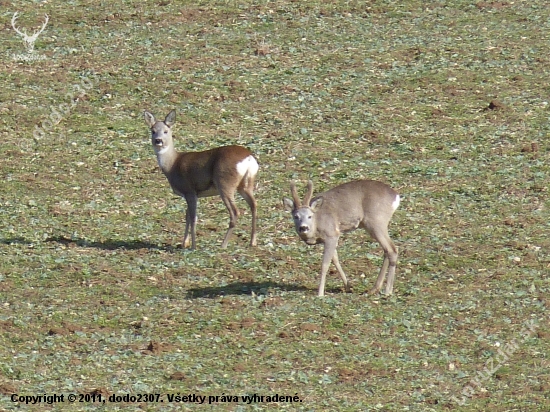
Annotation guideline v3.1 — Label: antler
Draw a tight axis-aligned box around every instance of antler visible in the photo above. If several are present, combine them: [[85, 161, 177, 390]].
[[34, 14, 49, 40], [290, 181, 301, 208], [11, 13, 27, 38], [11, 13, 48, 42], [303, 180, 314, 206]]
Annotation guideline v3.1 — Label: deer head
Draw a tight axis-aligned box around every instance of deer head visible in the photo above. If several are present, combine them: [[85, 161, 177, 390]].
[[284, 180, 322, 243]]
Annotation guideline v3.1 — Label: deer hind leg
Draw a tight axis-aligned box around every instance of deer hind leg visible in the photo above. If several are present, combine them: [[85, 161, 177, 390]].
[[332, 249, 351, 293], [219, 189, 239, 249], [369, 254, 390, 295], [367, 226, 398, 295], [238, 180, 257, 247], [383, 243, 398, 295]]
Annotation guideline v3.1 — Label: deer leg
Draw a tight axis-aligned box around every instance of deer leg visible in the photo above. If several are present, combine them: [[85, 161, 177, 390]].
[[319, 237, 338, 297], [332, 249, 351, 293], [219, 191, 239, 249], [369, 254, 390, 295], [184, 194, 198, 250], [238, 188, 257, 247], [368, 227, 398, 295], [384, 245, 398, 295], [182, 207, 192, 248]]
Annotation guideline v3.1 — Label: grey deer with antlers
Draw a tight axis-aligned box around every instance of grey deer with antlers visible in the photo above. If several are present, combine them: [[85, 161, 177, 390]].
[[284, 180, 400, 297], [144, 110, 258, 249], [11, 12, 49, 54]]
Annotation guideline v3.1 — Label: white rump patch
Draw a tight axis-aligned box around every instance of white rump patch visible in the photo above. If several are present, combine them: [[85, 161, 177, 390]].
[[392, 194, 401, 211], [236, 155, 259, 177]]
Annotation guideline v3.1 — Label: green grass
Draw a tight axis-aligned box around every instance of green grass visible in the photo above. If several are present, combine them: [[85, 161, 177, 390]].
[[1, 0, 549, 410]]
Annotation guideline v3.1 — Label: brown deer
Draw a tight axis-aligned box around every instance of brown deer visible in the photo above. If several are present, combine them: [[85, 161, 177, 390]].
[[284, 180, 400, 297], [144, 110, 258, 249]]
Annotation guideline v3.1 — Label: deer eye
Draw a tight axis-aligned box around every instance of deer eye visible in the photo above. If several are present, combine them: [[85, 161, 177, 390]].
[[164, 130, 168, 134]]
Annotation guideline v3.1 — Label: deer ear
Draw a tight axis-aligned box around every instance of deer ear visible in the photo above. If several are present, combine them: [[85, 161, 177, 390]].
[[310, 197, 323, 212], [165, 110, 176, 127], [143, 111, 155, 127], [283, 197, 295, 212]]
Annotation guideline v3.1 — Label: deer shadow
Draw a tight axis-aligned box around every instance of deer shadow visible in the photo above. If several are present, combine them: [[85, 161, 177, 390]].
[[2, 237, 345, 297], [186, 281, 311, 299], [1, 235, 175, 252], [47, 235, 176, 251], [0, 237, 30, 246]]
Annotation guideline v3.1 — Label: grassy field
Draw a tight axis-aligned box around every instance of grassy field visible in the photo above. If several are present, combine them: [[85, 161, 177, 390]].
[[1, 0, 549, 410]]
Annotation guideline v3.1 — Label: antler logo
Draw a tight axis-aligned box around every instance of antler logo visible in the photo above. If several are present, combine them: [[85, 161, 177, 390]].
[[11, 12, 49, 61]]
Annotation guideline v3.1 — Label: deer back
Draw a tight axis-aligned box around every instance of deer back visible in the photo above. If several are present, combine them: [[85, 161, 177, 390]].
[[314, 180, 399, 235]]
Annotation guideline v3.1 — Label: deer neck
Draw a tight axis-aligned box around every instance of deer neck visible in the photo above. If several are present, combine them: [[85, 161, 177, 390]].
[[298, 230, 318, 245], [155, 144, 178, 173]]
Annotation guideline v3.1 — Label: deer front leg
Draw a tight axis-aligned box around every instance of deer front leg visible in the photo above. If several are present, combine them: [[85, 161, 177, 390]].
[[182, 207, 192, 248], [332, 249, 351, 293], [318, 237, 338, 297], [184, 194, 198, 250]]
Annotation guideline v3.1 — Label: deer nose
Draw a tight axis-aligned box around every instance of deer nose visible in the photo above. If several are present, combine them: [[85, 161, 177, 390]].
[[154, 138, 162, 145], [299, 225, 309, 233]]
